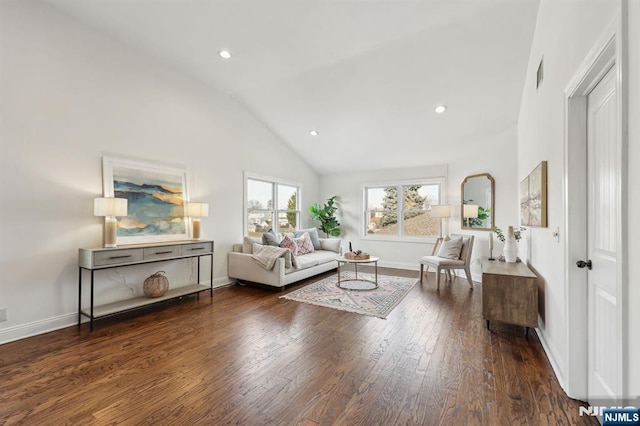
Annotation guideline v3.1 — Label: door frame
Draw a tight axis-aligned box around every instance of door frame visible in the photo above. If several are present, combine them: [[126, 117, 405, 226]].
[[563, 13, 628, 400]]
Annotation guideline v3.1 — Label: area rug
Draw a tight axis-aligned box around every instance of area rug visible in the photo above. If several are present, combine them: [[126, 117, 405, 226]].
[[280, 272, 418, 318]]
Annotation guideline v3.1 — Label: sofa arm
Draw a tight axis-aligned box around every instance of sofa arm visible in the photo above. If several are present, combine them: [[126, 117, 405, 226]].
[[227, 252, 286, 287]]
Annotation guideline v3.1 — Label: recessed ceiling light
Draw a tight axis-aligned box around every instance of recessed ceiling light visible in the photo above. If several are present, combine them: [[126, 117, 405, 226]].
[[434, 105, 447, 114], [218, 50, 232, 59], [309, 130, 319, 136]]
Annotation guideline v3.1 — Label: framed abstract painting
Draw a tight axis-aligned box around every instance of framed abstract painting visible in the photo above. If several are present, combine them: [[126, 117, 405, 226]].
[[102, 156, 190, 245], [520, 161, 547, 227]]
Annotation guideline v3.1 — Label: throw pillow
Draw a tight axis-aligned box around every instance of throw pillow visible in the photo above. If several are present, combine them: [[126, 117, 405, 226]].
[[294, 228, 321, 250], [262, 229, 282, 246], [320, 238, 341, 253], [279, 235, 299, 256], [437, 236, 463, 259], [243, 236, 262, 254], [294, 231, 315, 255]]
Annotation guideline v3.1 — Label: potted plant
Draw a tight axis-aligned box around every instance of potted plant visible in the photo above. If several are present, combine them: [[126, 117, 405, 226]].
[[493, 226, 525, 243], [309, 195, 341, 237]]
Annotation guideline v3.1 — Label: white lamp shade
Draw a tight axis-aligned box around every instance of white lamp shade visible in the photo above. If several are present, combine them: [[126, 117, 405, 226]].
[[186, 202, 209, 218], [463, 204, 479, 218], [429, 205, 451, 218], [94, 197, 128, 217]]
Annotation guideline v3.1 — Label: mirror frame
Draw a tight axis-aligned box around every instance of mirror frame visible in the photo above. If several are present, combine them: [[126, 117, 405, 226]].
[[461, 173, 495, 231]]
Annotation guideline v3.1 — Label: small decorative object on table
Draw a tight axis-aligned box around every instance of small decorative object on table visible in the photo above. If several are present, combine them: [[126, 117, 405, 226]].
[[493, 226, 526, 263], [143, 271, 169, 298], [344, 250, 370, 260]]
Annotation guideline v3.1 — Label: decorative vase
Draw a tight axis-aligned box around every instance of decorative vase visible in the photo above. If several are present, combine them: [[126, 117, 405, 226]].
[[143, 271, 169, 298], [503, 226, 518, 263]]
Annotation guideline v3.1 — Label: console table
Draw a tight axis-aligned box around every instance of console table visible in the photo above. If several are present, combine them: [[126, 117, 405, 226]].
[[78, 240, 213, 330], [481, 258, 538, 335]]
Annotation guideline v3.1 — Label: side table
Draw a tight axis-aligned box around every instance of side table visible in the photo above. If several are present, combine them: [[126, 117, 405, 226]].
[[481, 258, 538, 335]]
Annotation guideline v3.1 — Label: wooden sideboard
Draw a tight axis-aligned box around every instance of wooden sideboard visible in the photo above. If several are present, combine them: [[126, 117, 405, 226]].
[[481, 258, 538, 335]]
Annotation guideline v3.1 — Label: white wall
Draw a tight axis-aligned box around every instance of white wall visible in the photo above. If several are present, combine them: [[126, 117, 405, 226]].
[[0, 1, 319, 343], [518, 0, 639, 398], [320, 124, 519, 282]]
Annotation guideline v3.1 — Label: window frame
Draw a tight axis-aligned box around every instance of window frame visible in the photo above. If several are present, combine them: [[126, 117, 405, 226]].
[[244, 172, 301, 237], [362, 177, 446, 242]]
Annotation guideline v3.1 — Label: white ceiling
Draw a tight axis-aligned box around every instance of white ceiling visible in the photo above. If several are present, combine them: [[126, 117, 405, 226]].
[[43, 0, 540, 175]]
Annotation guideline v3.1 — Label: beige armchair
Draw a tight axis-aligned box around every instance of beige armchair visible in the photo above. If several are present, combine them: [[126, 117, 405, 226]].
[[419, 234, 475, 289]]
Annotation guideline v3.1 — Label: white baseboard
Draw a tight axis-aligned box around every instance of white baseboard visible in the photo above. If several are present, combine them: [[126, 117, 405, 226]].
[[377, 261, 482, 283], [535, 326, 567, 392], [378, 260, 421, 271], [0, 313, 77, 345], [0, 277, 236, 345]]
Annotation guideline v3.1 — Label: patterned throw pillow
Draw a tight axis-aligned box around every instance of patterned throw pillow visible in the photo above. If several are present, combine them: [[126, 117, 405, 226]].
[[294, 228, 321, 250], [294, 231, 315, 255], [279, 235, 299, 256]]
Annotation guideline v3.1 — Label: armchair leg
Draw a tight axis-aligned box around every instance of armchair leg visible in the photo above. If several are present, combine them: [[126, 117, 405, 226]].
[[465, 266, 473, 288], [436, 267, 442, 289], [420, 264, 424, 283]]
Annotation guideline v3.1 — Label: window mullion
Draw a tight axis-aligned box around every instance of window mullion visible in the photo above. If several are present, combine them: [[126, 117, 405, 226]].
[[272, 183, 277, 233], [398, 185, 404, 237]]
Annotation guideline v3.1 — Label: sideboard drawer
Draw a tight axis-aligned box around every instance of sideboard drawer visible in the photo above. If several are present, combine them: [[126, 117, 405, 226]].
[[143, 245, 182, 261], [93, 248, 143, 266], [182, 241, 213, 255]]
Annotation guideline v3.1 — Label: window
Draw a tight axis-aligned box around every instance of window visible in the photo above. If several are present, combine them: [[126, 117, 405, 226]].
[[364, 179, 444, 240], [245, 175, 300, 237]]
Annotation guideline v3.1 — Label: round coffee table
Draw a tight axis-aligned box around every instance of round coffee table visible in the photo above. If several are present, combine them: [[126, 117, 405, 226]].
[[336, 256, 379, 290]]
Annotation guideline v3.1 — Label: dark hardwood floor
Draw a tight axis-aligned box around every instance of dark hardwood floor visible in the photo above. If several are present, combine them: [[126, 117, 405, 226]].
[[0, 268, 597, 425]]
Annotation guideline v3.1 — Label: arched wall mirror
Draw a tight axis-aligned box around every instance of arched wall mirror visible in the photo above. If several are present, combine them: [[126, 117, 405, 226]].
[[461, 173, 494, 230]]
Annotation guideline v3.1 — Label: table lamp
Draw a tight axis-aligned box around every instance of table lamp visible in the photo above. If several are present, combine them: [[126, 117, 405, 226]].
[[463, 204, 478, 227], [429, 205, 451, 238], [186, 202, 209, 240], [94, 197, 128, 248]]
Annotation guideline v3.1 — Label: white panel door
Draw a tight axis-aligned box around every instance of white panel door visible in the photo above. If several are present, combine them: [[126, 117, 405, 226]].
[[586, 65, 620, 403]]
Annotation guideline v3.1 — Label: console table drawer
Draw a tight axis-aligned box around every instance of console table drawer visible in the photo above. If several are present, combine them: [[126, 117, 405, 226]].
[[182, 241, 213, 255], [93, 249, 143, 266], [143, 245, 182, 260]]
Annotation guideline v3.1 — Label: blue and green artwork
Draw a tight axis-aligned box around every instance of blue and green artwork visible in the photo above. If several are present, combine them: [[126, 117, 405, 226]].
[[113, 166, 186, 237]]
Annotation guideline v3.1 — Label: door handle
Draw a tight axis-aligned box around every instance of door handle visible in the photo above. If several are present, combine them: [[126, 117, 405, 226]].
[[576, 259, 592, 270]]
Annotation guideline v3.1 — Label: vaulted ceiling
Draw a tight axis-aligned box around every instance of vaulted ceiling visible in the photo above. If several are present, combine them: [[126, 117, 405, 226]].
[[43, 0, 540, 174]]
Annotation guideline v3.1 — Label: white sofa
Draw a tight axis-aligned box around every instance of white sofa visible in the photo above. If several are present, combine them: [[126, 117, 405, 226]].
[[228, 238, 342, 289]]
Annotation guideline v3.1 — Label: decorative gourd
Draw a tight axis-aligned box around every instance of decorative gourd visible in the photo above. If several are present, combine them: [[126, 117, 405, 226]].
[[143, 271, 169, 298]]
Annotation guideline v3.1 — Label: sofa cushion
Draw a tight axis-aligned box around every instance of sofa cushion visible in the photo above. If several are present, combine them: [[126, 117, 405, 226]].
[[294, 232, 315, 255], [262, 229, 282, 246], [294, 228, 321, 250], [302, 250, 339, 265], [285, 250, 339, 274], [279, 235, 299, 255], [294, 254, 319, 270], [243, 236, 262, 254], [319, 238, 341, 253]]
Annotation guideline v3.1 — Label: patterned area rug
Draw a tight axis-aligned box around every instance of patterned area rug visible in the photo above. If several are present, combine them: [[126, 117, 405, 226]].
[[280, 272, 418, 318]]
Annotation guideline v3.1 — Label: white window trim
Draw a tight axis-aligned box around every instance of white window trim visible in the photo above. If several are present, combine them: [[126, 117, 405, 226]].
[[244, 171, 302, 236], [361, 177, 446, 243]]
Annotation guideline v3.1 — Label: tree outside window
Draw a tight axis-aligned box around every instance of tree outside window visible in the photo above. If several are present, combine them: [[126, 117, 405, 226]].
[[365, 181, 442, 239]]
